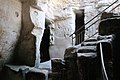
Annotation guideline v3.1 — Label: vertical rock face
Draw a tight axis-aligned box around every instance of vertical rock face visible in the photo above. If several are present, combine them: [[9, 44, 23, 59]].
[[30, 6, 46, 67], [0, 0, 22, 69], [49, 17, 75, 58], [14, 1, 36, 66]]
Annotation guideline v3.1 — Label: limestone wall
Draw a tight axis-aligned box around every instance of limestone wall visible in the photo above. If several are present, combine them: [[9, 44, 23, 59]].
[[83, 0, 99, 39], [46, 0, 76, 58], [14, 1, 36, 66], [0, 0, 22, 69], [28, 0, 76, 59]]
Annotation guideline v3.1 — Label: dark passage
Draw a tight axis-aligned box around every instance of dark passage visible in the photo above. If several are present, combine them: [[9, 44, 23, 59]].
[[75, 9, 85, 45], [40, 24, 50, 63]]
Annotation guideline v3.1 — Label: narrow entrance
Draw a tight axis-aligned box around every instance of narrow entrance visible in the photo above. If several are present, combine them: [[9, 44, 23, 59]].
[[40, 23, 50, 63], [75, 9, 85, 45]]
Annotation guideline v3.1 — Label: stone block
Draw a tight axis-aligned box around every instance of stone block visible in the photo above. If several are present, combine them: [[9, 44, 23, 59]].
[[97, 42, 113, 80], [64, 47, 80, 80], [1, 65, 48, 80], [1, 66, 23, 80], [77, 53, 100, 80], [26, 72, 45, 80], [51, 58, 66, 80], [99, 12, 120, 35]]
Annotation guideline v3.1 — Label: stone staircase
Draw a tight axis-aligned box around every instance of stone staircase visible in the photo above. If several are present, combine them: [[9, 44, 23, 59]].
[[63, 35, 113, 80], [78, 38, 97, 57], [77, 38, 99, 80]]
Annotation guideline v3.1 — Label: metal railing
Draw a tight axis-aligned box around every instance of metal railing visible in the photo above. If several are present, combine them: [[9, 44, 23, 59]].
[[100, 43, 109, 80], [70, 0, 120, 45]]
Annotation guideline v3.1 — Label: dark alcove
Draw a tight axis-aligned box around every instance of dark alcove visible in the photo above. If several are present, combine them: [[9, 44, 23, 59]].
[[40, 23, 50, 63], [74, 9, 85, 45]]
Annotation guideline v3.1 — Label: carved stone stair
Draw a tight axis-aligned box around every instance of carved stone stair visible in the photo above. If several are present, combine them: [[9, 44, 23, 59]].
[[77, 35, 113, 80], [77, 38, 99, 80]]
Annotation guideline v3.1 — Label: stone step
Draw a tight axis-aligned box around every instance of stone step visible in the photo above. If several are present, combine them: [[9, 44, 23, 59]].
[[77, 52, 97, 58], [2, 65, 49, 80], [97, 35, 113, 40], [77, 52, 99, 80], [78, 46, 96, 53], [84, 38, 97, 42], [81, 41, 97, 46]]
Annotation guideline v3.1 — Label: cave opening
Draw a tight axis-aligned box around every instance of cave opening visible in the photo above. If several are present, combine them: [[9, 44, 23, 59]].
[[40, 23, 50, 63]]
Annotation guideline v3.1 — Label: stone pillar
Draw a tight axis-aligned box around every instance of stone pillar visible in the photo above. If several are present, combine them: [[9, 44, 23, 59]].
[[30, 6, 45, 67], [14, 1, 36, 66], [14, 0, 47, 67], [30, 0, 48, 67]]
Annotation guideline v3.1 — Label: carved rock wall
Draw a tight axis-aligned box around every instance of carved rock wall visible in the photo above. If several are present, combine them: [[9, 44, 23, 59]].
[[46, 0, 76, 58], [14, 1, 36, 66], [83, 0, 120, 39], [0, 0, 22, 69], [14, 0, 77, 66]]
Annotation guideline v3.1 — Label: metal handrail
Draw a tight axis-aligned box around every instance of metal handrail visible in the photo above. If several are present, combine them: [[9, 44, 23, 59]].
[[80, 14, 120, 43], [100, 43, 109, 80], [70, 0, 118, 37], [110, 3, 120, 12], [85, 4, 120, 39], [71, 0, 120, 45]]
